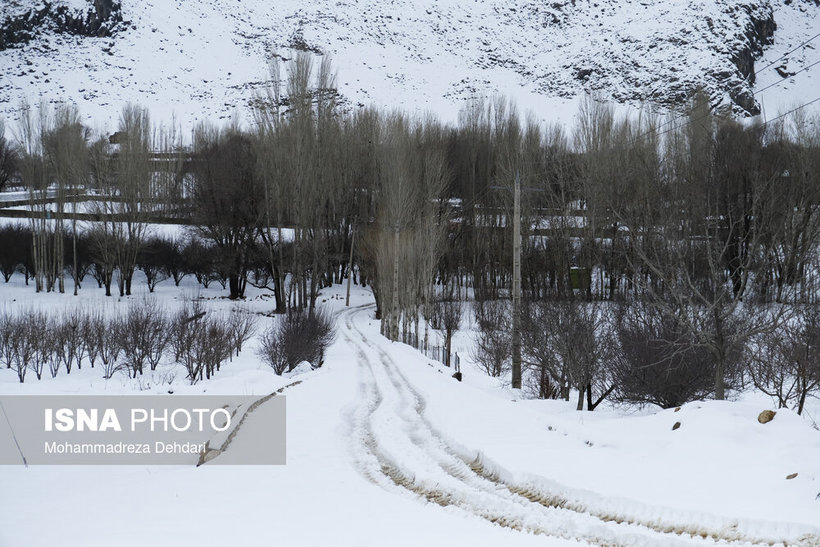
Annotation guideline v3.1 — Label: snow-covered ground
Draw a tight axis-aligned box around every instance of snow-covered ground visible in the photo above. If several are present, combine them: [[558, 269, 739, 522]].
[[1, 274, 819, 546]]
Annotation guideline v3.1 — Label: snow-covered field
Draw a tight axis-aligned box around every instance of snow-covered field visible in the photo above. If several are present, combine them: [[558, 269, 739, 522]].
[[1, 274, 819, 546]]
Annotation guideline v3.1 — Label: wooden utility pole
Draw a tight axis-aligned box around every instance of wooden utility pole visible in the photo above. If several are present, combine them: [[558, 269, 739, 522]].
[[346, 227, 355, 306], [392, 229, 400, 341], [512, 170, 522, 389]]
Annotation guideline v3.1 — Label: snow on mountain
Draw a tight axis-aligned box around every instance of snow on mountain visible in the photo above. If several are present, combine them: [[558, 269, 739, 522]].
[[0, 0, 818, 134]]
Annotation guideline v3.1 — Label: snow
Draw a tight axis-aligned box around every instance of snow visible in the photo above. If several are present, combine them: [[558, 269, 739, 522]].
[[1, 1, 820, 541], [0, 0, 818, 140], [753, 1, 820, 121], [0, 274, 818, 546]]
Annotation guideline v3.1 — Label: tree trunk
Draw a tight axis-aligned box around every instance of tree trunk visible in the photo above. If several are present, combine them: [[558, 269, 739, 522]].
[[391, 230, 400, 342]]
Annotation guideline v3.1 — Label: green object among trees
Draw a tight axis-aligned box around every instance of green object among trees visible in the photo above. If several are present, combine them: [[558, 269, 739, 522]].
[[570, 267, 590, 290]]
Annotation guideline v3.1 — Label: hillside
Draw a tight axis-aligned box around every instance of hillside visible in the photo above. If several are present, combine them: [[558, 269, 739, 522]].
[[0, 0, 818, 131]]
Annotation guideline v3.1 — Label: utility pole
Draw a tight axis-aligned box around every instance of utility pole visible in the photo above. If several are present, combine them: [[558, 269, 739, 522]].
[[512, 170, 522, 389], [346, 227, 355, 306]]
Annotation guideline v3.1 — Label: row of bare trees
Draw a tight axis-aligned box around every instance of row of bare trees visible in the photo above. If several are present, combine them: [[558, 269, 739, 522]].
[[1, 58, 819, 411], [2, 73, 819, 313], [473, 297, 820, 414], [0, 299, 256, 384], [467, 93, 820, 410], [0, 224, 291, 294], [6, 101, 186, 297]]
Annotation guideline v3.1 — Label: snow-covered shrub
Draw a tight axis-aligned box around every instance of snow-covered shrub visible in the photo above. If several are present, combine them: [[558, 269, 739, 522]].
[[258, 309, 336, 375]]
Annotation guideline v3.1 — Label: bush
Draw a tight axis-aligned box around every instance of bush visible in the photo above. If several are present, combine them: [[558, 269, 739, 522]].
[[170, 300, 233, 384], [748, 305, 820, 415], [0, 224, 29, 282], [55, 308, 85, 374], [613, 303, 714, 409], [138, 236, 173, 292], [182, 237, 220, 288], [118, 299, 168, 378], [227, 307, 257, 357], [471, 300, 510, 378], [258, 308, 336, 375]]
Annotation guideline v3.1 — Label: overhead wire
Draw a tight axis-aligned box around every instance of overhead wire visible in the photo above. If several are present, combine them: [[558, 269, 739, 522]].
[[635, 31, 820, 140]]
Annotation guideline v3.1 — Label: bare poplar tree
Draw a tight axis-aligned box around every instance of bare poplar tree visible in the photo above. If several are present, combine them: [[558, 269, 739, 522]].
[[0, 119, 18, 191], [43, 104, 89, 295], [17, 101, 60, 292], [114, 104, 153, 296]]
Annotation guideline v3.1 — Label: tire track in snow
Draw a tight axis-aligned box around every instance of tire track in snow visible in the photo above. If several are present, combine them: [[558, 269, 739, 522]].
[[343, 308, 692, 545], [342, 305, 820, 547]]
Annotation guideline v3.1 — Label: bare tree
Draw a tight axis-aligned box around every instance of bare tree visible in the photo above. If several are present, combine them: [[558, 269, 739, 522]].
[[471, 300, 511, 378], [17, 101, 60, 293], [118, 298, 166, 378], [616, 97, 792, 400], [190, 126, 263, 299], [526, 300, 614, 410], [25, 311, 48, 380], [88, 134, 118, 296], [55, 308, 85, 374], [82, 309, 104, 369], [749, 304, 820, 415], [432, 286, 462, 368], [0, 119, 18, 191], [138, 236, 172, 292], [226, 307, 257, 357], [42, 104, 89, 295], [96, 317, 123, 379], [113, 104, 153, 296]]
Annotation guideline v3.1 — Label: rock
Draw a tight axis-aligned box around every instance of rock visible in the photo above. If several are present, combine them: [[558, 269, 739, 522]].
[[674, 407, 681, 412], [786, 473, 798, 480], [758, 410, 776, 424], [672, 422, 681, 430]]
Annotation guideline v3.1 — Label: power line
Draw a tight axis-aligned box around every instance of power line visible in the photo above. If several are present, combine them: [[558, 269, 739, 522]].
[[755, 58, 820, 97], [762, 95, 820, 127], [756, 31, 820, 75], [639, 32, 820, 139], [637, 64, 820, 143]]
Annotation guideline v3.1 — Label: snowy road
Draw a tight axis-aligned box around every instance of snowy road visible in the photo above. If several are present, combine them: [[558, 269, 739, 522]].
[[340, 304, 820, 547], [1, 286, 819, 547]]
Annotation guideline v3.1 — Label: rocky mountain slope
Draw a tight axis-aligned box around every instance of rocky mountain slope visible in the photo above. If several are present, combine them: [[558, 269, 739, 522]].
[[0, 0, 817, 131]]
